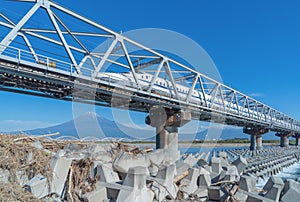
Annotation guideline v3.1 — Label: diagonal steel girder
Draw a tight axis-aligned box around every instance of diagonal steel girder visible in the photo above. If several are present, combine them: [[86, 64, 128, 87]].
[[0, 0, 299, 133]]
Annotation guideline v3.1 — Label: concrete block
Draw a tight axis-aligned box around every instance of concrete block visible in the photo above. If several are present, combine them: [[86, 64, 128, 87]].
[[87, 144, 106, 154], [113, 152, 150, 173], [53, 149, 65, 158], [148, 149, 166, 166], [234, 190, 248, 201], [152, 181, 167, 202], [198, 168, 211, 187], [195, 152, 205, 159], [152, 163, 178, 200], [232, 156, 247, 175], [210, 157, 222, 174], [218, 170, 227, 181], [220, 157, 231, 169], [222, 165, 239, 182], [239, 175, 256, 192], [16, 170, 28, 186], [50, 156, 72, 197], [281, 179, 300, 202], [156, 163, 176, 184], [238, 189, 275, 202], [163, 148, 181, 163], [175, 160, 190, 177], [197, 158, 209, 167], [64, 143, 80, 153], [218, 151, 228, 159], [123, 166, 148, 189], [96, 163, 120, 183], [264, 184, 282, 201], [183, 154, 198, 167], [87, 144, 112, 162], [204, 166, 212, 173], [197, 152, 210, 167], [210, 171, 221, 184], [82, 185, 107, 202], [117, 187, 154, 202], [148, 163, 159, 176], [93, 152, 114, 163], [0, 169, 9, 183], [263, 176, 284, 192], [117, 167, 154, 202], [25, 174, 49, 199], [194, 188, 208, 200], [181, 168, 200, 194], [207, 186, 226, 201]]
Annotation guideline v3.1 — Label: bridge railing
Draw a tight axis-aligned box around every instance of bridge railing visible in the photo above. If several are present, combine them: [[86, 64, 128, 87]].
[[0, 44, 101, 77]]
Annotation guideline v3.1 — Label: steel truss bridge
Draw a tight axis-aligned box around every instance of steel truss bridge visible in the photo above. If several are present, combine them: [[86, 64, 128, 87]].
[[0, 0, 299, 136]]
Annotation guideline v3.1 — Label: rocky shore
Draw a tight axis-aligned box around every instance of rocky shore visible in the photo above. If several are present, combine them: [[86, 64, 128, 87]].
[[0, 134, 300, 201]]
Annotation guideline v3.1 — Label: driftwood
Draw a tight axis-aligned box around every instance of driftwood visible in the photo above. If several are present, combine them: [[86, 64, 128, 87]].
[[211, 180, 238, 186], [174, 170, 189, 183], [112, 141, 153, 155], [13, 132, 60, 142], [143, 148, 154, 153]]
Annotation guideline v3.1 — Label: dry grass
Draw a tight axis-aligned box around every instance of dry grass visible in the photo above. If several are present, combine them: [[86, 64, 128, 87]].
[[0, 134, 52, 183], [0, 135, 140, 201], [65, 158, 97, 202], [0, 182, 42, 202]]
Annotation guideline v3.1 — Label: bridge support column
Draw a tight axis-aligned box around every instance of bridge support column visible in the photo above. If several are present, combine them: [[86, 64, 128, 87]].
[[154, 125, 179, 151], [293, 133, 300, 146], [146, 107, 191, 162], [276, 133, 292, 147], [250, 134, 256, 151], [244, 127, 269, 151], [281, 136, 289, 147], [256, 135, 263, 150]]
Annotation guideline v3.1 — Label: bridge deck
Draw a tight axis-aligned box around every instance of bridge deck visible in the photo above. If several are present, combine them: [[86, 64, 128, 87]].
[[0, 0, 299, 135]]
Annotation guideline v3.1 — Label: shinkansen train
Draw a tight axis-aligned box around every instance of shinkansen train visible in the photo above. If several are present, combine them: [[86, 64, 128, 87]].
[[98, 72, 284, 124]]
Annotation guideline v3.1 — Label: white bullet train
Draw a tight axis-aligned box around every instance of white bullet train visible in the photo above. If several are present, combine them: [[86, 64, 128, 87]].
[[98, 72, 285, 125]]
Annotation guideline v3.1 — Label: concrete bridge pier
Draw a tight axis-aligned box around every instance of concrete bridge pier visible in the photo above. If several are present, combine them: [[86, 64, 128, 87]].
[[146, 106, 191, 161], [294, 133, 300, 146], [276, 132, 292, 147], [154, 125, 179, 151], [243, 127, 269, 151], [256, 135, 263, 150]]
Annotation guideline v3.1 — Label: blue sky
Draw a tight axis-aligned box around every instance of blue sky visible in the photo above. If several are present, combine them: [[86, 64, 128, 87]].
[[0, 0, 300, 132]]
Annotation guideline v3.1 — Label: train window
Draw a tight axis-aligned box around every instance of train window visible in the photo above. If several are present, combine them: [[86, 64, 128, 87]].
[[160, 82, 162, 85], [146, 76, 148, 79], [142, 75, 143, 79]]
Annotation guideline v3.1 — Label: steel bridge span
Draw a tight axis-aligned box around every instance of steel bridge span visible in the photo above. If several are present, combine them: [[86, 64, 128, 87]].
[[0, 0, 299, 152]]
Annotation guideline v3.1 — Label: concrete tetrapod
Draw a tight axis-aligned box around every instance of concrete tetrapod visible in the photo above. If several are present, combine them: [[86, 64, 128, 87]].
[[117, 166, 154, 202]]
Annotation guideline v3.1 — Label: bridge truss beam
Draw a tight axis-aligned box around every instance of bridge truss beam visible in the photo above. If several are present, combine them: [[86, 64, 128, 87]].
[[0, 0, 299, 134]]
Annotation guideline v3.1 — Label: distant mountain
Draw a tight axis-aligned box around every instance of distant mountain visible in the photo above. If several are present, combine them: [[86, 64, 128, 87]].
[[15, 112, 277, 141], [23, 112, 155, 140], [25, 112, 153, 139]]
